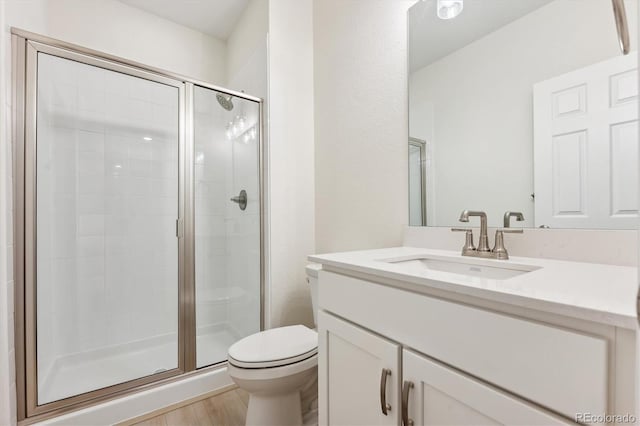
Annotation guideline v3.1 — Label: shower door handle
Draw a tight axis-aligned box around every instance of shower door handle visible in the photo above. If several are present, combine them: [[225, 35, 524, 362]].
[[230, 190, 247, 211], [175, 218, 184, 238], [612, 0, 630, 55]]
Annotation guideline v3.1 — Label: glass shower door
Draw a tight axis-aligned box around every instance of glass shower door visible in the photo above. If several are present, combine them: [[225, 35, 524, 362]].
[[34, 52, 181, 405], [193, 86, 261, 368]]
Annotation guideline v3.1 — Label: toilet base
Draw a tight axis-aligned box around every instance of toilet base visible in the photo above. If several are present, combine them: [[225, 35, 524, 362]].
[[246, 391, 302, 426], [227, 350, 318, 426]]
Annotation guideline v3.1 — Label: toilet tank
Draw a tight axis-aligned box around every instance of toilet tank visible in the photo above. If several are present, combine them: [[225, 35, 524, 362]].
[[305, 264, 322, 327]]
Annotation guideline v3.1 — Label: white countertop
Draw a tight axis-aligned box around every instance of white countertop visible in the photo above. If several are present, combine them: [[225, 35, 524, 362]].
[[309, 247, 639, 329]]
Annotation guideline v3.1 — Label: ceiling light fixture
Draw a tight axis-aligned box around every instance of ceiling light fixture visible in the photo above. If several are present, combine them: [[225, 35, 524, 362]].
[[437, 0, 463, 20]]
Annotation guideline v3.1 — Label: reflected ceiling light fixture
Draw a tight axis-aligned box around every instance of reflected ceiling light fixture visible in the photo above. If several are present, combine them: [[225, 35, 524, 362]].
[[143, 136, 152, 141], [226, 115, 248, 141], [437, 0, 463, 20]]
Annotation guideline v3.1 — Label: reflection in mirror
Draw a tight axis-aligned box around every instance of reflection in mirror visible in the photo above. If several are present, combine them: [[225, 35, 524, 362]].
[[408, 0, 639, 229], [409, 138, 427, 226]]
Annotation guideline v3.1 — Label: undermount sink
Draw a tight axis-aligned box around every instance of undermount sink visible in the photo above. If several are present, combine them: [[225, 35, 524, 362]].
[[381, 255, 541, 280]]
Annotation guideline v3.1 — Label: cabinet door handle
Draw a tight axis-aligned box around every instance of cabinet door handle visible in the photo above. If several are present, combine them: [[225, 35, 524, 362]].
[[380, 368, 392, 415], [402, 381, 414, 426]]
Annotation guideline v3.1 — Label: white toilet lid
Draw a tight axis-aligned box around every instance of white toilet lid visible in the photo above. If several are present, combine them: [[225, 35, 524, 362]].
[[228, 325, 318, 368]]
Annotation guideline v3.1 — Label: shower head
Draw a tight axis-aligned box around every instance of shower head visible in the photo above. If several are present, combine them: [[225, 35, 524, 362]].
[[216, 93, 234, 111]]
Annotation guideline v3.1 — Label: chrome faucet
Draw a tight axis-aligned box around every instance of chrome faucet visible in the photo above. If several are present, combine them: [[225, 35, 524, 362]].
[[503, 211, 525, 228], [452, 210, 523, 260], [458, 210, 490, 252]]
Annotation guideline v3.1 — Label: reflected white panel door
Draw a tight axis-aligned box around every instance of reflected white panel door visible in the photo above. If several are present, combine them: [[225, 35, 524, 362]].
[[318, 311, 400, 426], [402, 350, 570, 426], [534, 53, 638, 229]]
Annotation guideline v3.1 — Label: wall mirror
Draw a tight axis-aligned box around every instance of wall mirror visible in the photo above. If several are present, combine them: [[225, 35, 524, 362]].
[[408, 0, 639, 229]]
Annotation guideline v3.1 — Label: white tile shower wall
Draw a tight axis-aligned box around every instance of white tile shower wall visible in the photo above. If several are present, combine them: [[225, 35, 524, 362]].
[[36, 54, 180, 401], [227, 43, 267, 338], [225, 115, 261, 338], [194, 90, 232, 335], [193, 84, 262, 368]]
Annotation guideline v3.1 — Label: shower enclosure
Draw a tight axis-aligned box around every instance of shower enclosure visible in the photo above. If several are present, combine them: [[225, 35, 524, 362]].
[[12, 30, 264, 420]]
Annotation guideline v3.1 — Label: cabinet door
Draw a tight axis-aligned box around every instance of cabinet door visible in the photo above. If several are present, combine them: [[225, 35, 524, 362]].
[[318, 311, 401, 426], [402, 349, 572, 426]]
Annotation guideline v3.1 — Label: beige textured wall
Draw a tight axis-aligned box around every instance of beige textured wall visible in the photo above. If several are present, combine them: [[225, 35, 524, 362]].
[[314, 0, 413, 254]]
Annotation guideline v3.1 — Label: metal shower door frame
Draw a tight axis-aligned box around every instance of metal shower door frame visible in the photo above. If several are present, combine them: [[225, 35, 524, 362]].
[[409, 137, 427, 227], [12, 28, 266, 423]]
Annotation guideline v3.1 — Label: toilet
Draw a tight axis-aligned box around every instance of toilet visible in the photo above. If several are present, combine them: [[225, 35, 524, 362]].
[[227, 265, 320, 426]]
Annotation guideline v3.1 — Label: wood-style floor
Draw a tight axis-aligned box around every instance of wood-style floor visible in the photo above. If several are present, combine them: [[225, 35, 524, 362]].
[[133, 389, 249, 426]]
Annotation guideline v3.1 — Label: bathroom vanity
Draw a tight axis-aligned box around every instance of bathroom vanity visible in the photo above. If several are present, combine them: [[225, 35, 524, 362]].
[[309, 248, 638, 426]]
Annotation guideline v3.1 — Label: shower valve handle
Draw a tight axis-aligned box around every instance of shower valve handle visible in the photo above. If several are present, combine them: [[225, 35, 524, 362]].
[[230, 190, 247, 211]]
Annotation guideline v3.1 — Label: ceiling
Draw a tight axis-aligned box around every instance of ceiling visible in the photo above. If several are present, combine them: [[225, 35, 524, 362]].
[[118, 0, 249, 40], [409, 0, 554, 72]]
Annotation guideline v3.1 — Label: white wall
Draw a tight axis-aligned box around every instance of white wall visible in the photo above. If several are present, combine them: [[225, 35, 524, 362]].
[[4, 0, 227, 84], [226, 0, 269, 90], [636, 3, 640, 419], [409, 0, 638, 227], [267, 0, 315, 328], [0, 0, 17, 422], [314, 0, 413, 253]]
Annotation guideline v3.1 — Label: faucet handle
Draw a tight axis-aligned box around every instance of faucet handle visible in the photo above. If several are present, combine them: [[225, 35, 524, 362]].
[[451, 227, 473, 232], [499, 228, 523, 234], [451, 228, 476, 255], [493, 229, 509, 260], [492, 228, 523, 260]]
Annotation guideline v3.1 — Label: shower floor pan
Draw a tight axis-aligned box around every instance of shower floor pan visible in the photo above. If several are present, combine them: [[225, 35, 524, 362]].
[[38, 326, 240, 405]]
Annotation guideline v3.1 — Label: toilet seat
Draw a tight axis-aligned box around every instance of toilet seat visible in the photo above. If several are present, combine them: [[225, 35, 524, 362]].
[[228, 325, 318, 369], [227, 352, 317, 382], [229, 348, 317, 369]]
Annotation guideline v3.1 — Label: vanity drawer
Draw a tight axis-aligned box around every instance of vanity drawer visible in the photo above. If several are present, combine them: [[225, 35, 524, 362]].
[[318, 270, 608, 420]]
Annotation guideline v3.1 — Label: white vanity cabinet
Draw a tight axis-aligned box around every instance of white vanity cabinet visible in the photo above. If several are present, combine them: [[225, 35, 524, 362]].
[[315, 267, 637, 426], [402, 349, 569, 426], [319, 311, 570, 426], [318, 311, 401, 425]]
